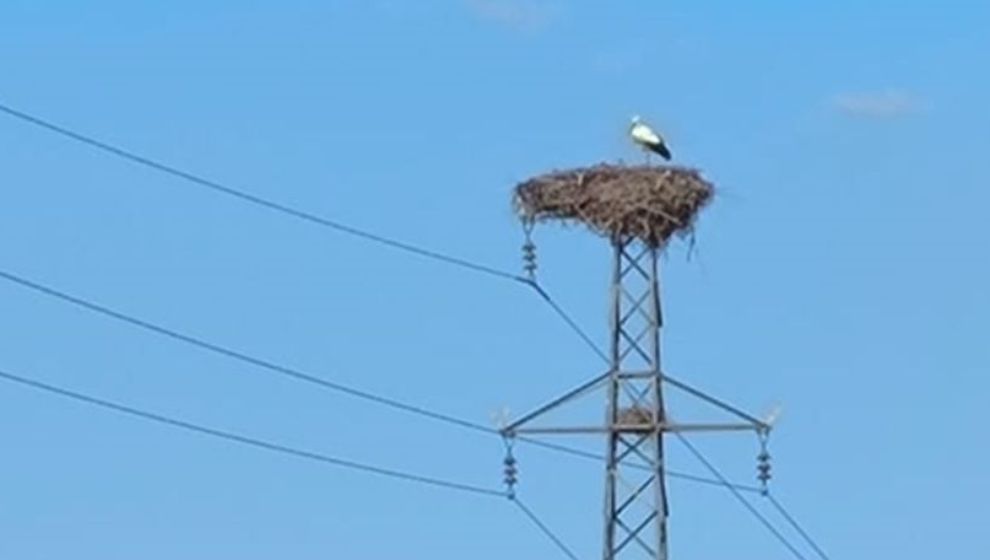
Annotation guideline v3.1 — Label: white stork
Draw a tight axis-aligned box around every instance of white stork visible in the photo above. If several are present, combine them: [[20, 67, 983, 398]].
[[629, 116, 671, 162]]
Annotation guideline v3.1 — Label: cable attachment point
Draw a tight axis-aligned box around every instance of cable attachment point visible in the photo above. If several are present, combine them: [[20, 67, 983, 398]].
[[756, 433, 772, 495], [521, 219, 538, 281], [502, 436, 519, 499]]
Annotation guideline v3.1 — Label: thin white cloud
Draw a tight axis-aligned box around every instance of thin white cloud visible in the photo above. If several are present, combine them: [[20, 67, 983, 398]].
[[466, 0, 560, 32], [831, 89, 922, 119]]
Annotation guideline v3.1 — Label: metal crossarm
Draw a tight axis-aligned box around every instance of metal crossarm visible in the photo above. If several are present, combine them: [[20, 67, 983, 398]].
[[503, 237, 771, 560]]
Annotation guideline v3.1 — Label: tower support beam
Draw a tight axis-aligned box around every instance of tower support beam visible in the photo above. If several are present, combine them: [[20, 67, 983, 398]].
[[502, 237, 769, 560], [603, 237, 668, 560]]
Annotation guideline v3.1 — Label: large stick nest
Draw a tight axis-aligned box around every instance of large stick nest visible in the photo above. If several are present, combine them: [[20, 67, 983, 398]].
[[514, 163, 714, 246]]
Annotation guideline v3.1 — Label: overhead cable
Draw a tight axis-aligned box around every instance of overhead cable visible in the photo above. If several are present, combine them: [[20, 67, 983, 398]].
[[0, 367, 505, 498]]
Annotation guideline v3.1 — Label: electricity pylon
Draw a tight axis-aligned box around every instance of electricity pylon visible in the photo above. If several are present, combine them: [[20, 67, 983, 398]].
[[503, 237, 770, 560]]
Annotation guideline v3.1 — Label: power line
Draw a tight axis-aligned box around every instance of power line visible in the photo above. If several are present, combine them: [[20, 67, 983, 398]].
[[528, 281, 609, 364], [0, 268, 495, 435], [674, 432, 831, 559], [516, 435, 761, 493], [673, 432, 808, 560], [0, 102, 612, 367], [1, 365, 585, 560], [0, 363, 634, 560], [0, 268, 596, 451], [511, 497, 582, 560], [537, 285, 765, 432], [0, 102, 525, 284], [0, 363, 702, 560], [1, 101, 824, 558], [0, 367, 505, 498], [0, 101, 762, 498], [767, 493, 831, 560], [668, 469, 763, 494], [0, 267, 758, 495]]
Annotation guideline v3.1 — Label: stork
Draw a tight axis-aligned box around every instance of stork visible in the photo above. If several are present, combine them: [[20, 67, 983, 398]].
[[629, 115, 671, 163]]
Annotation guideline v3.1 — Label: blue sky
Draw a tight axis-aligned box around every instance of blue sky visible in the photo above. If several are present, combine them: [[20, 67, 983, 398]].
[[1, 1, 988, 558]]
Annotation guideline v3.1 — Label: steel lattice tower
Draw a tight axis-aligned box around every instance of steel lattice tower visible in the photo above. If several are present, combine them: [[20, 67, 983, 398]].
[[507, 164, 770, 560], [602, 237, 670, 560], [504, 236, 769, 560]]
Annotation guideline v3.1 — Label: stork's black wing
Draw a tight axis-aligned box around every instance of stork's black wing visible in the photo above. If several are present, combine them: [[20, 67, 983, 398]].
[[649, 142, 672, 160]]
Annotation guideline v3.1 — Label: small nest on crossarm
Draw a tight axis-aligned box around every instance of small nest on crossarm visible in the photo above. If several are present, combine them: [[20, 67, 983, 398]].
[[618, 407, 655, 432], [514, 163, 714, 246]]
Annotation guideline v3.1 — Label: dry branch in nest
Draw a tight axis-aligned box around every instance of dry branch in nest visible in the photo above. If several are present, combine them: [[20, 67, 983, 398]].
[[513, 163, 714, 247]]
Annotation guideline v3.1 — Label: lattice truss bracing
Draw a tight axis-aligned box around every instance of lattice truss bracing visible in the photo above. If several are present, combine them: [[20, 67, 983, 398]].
[[503, 238, 768, 560], [603, 239, 669, 560]]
